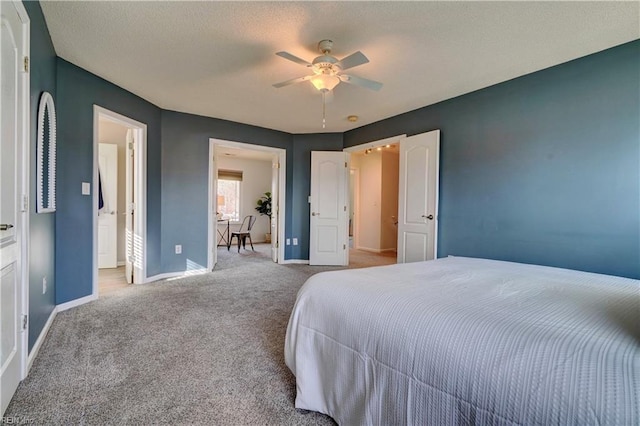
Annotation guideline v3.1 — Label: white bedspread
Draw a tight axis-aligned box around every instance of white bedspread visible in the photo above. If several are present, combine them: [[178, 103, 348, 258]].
[[285, 257, 639, 425]]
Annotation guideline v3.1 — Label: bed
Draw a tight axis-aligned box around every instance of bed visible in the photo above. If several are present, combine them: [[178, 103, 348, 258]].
[[285, 256, 639, 425]]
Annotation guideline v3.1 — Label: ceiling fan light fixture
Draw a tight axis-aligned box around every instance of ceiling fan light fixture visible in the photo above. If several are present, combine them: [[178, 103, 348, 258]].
[[310, 74, 340, 92]]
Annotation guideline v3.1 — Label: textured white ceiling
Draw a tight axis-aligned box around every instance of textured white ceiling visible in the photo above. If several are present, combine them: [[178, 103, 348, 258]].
[[41, 1, 639, 134]]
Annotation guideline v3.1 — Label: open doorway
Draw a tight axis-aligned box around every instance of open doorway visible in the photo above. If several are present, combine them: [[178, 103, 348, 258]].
[[348, 142, 400, 268], [93, 107, 147, 297], [208, 139, 286, 270]]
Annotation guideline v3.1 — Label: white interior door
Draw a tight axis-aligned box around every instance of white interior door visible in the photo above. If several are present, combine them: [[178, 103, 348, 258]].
[[124, 130, 134, 283], [397, 130, 440, 263], [309, 151, 348, 266], [1, 0, 27, 414], [271, 157, 279, 263], [98, 143, 118, 269]]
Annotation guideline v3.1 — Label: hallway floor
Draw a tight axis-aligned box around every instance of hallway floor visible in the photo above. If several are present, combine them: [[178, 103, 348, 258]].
[[98, 266, 128, 296], [349, 248, 396, 268]]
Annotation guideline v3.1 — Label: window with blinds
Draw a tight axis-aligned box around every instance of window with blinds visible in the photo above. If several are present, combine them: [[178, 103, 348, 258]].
[[217, 169, 242, 221]]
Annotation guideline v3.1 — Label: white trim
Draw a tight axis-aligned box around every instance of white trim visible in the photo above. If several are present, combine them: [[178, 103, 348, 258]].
[[26, 307, 56, 373], [93, 106, 148, 299], [117, 261, 126, 266], [343, 134, 407, 153], [355, 246, 397, 253], [280, 259, 310, 265], [56, 294, 98, 312], [433, 135, 441, 259], [144, 269, 209, 283], [14, 0, 31, 381], [208, 142, 216, 269], [208, 139, 287, 269]]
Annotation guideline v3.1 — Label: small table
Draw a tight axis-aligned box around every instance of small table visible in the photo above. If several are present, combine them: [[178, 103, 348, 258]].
[[217, 219, 230, 246]]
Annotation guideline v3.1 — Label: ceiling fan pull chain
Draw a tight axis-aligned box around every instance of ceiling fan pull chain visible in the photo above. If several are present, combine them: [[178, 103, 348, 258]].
[[322, 91, 326, 129]]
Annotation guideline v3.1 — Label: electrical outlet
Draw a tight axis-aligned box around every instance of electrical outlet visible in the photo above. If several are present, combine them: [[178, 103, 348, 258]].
[[175, 244, 182, 254], [286, 238, 291, 245], [293, 238, 298, 246], [42, 277, 47, 294]]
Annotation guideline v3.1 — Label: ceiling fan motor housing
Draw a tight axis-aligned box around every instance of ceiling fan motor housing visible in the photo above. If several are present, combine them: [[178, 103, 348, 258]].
[[312, 55, 340, 75], [317, 39, 333, 53]]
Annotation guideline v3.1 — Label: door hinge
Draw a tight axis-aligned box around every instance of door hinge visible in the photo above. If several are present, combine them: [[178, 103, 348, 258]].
[[23, 56, 29, 73], [22, 195, 29, 212], [273, 163, 280, 169], [345, 162, 348, 168], [344, 206, 347, 212], [22, 315, 28, 330], [343, 244, 346, 250]]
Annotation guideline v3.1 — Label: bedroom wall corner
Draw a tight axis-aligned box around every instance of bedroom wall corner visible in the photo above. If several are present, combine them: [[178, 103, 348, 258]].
[[23, 0, 57, 352]]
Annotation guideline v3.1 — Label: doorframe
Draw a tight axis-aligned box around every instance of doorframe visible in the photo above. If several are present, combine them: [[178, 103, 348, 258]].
[[343, 135, 406, 259], [207, 139, 286, 269], [349, 167, 360, 250], [92, 106, 147, 297], [11, 0, 31, 380]]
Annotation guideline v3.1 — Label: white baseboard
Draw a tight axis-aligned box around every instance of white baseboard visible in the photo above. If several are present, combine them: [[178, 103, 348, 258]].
[[117, 260, 126, 266], [27, 307, 57, 373], [145, 268, 209, 283], [356, 246, 381, 253], [27, 292, 98, 373], [281, 259, 309, 264], [56, 294, 98, 312], [355, 246, 397, 254]]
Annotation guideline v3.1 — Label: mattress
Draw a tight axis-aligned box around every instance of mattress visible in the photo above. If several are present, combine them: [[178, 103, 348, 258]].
[[285, 257, 639, 425]]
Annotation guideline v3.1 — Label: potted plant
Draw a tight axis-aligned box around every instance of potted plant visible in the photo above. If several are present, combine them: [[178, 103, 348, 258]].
[[255, 191, 272, 243]]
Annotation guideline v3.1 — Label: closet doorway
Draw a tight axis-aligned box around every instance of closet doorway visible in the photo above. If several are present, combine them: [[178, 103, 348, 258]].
[[346, 137, 400, 268], [93, 107, 147, 296]]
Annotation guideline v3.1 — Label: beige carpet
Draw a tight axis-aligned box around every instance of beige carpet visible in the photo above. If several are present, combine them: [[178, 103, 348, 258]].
[[7, 244, 397, 425]]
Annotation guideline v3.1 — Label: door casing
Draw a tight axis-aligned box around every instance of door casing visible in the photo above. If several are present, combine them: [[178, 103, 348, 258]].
[[343, 133, 440, 262], [208, 139, 286, 269], [0, 0, 30, 411], [92, 106, 147, 295]]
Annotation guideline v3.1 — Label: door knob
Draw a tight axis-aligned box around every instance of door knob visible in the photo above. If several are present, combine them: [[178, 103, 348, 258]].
[[421, 214, 434, 220], [0, 224, 14, 231], [311, 212, 319, 216]]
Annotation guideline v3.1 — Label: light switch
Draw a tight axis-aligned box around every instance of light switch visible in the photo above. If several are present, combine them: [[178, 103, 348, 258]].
[[82, 182, 91, 195]]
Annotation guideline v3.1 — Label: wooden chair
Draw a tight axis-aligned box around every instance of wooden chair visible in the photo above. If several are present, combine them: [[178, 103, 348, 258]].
[[228, 215, 257, 252]]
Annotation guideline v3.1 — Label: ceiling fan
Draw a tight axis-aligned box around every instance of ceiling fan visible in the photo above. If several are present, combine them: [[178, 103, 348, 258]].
[[273, 40, 383, 93]]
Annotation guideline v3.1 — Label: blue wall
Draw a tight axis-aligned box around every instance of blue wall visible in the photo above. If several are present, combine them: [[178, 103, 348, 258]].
[[24, 0, 56, 351], [345, 40, 640, 279], [55, 60, 162, 303], [160, 110, 291, 272]]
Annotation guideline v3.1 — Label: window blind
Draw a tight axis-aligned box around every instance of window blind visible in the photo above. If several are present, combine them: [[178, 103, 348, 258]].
[[218, 169, 243, 181]]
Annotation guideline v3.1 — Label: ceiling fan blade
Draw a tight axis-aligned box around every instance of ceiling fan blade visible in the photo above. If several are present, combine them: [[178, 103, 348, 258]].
[[272, 75, 312, 88], [336, 51, 369, 71], [339, 74, 383, 91], [275, 51, 312, 67]]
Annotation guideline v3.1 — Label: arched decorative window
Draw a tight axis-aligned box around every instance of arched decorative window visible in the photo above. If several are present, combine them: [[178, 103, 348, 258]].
[[37, 92, 56, 213]]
